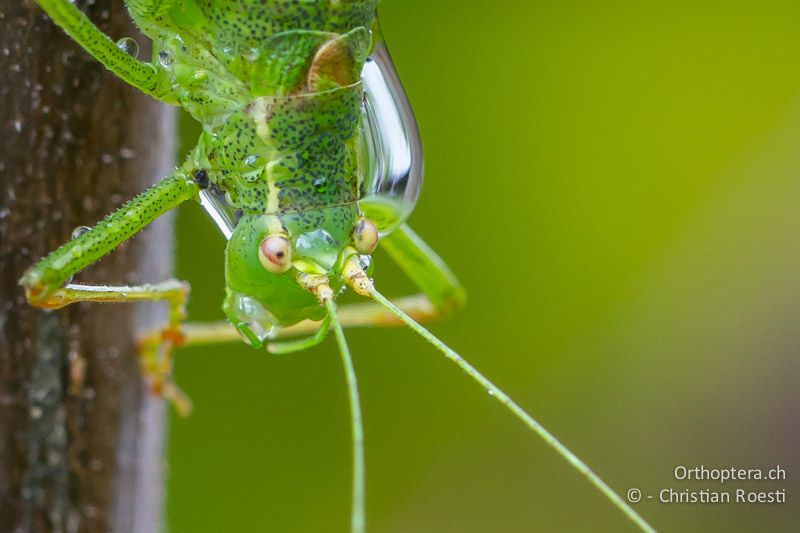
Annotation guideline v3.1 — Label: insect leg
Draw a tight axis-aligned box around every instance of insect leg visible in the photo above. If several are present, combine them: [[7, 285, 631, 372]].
[[20, 171, 199, 413], [66, 281, 193, 415], [174, 294, 438, 353], [35, 0, 167, 96]]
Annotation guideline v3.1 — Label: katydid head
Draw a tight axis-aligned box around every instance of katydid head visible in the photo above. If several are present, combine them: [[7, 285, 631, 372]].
[[222, 209, 378, 347]]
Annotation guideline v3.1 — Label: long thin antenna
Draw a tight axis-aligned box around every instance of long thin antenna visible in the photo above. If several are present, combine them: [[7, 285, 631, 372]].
[[369, 288, 655, 533], [326, 299, 366, 533]]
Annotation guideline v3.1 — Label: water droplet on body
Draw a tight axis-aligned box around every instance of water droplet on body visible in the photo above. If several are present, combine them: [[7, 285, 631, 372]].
[[359, 43, 424, 234], [228, 293, 277, 346], [116, 37, 140, 58], [358, 254, 372, 272], [313, 176, 328, 193], [71, 226, 91, 239], [157, 51, 172, 68]]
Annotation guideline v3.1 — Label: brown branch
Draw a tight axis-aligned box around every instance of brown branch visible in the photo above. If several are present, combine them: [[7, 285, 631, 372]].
[[0, 2, 174, 531]]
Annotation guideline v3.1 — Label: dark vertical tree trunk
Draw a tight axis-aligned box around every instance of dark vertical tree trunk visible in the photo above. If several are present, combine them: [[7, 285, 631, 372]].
[[0, 1, 174, 531]]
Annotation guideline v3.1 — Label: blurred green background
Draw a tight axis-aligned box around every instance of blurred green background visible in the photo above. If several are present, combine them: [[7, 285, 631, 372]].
[[168, 1, 800, 531]]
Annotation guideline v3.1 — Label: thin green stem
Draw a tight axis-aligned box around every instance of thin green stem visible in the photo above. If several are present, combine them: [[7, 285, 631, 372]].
[[370, 289, 655, 533], [326, 300, 365, 533]]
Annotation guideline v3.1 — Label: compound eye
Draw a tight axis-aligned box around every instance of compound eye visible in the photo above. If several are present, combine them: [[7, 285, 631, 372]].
[[258, 235, 292, 274], [353, 218, 379, 254]]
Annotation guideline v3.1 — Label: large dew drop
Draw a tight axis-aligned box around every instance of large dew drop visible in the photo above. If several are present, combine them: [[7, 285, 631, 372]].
[[358, 40, 423, 235]]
